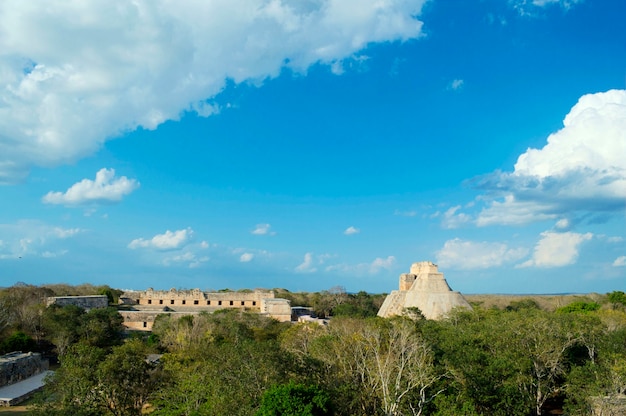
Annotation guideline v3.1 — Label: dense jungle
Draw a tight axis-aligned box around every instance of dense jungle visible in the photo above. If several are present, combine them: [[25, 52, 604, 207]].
[[1, 283, 625, 416]]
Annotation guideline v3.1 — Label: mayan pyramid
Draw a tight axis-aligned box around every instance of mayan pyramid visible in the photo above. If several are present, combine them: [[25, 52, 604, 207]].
[[377, 261, 471, 320]]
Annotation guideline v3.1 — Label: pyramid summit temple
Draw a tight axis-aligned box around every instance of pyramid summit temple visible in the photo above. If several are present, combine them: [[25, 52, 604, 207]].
[[377, 261, 472, 320]]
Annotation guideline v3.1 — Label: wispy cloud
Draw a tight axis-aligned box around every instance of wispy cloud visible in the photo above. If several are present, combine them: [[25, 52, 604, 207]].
[[42, 168, 139, 205], [251, 223, 276, 236], [511, 0, 582, 16], [325, 256, 396, 274], [296, 252, 317, 273], [447, 79, 464, 91], [441, 206, 471, 229], [613, 256, 626, 267], [240, 253, 254, 263], [0, 220, 84, 259], [394, 209, 417, 217]]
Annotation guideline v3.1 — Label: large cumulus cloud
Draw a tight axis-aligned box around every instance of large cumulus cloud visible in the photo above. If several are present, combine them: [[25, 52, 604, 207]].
[[474, 89, 626, 226], [0, 0, 426, 183]]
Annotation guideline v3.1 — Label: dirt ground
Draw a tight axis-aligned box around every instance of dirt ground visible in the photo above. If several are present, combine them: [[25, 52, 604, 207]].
[[0, 406, 30, 415]]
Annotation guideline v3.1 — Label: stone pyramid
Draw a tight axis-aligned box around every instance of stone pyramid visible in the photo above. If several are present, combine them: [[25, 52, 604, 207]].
[[377, 261, 471, 320]]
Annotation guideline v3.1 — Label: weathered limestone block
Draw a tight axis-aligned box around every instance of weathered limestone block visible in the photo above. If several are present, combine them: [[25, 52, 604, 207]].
[[0, 352, 49, 388], [46, 295, 108, 310], [261, 298, 292, 322], [378, 261, 471, 320]]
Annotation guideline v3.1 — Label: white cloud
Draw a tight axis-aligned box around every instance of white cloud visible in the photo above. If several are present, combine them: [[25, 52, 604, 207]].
[[518, 231, 592, 268], [436, 238, 528, 269], [251, 223, 275, 236], [0, 0, 426, 183], [447, 79, 464, 91], [343, 226, 360, 235], [613, 256, 626, 267], [325, 255, 396, 274], [41, 250, 68, 258], [162, 251, 209, 268], [369, 256, 396, 272], [511, 0, 582, 15], [441, 205, 471, 229], [394, 209, 417, 217], [554, 218, 570, 230], [240, 252, 254, 262], [296, 252, 317, 273], [42, 168, 139, 205], [128, 228, 193, 250], [475, 90, 626, 226]]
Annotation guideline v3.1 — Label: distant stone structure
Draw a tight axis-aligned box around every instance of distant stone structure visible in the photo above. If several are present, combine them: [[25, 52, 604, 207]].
[[46, 295, 109, 310], [0, 352, 51, 406], [378, 261, 471, 320], [119, 288, 292, 330]]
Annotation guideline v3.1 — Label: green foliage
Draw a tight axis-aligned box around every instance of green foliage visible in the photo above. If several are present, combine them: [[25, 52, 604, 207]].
[[42, 305, 124, 354], [36, 338, 160, 416], [0, 330, 37, 354], [97, 286, 123, 304], [556, 301, 601, 314], [608, 291, 626, 306], [505, 298, 540, 311], [256, 382, 333, 416], [331, 291, 382, 318], [7, 287, 626, 416]]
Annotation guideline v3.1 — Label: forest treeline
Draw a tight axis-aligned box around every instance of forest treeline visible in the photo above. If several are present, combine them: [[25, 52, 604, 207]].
[[0, 284, 625, 415]]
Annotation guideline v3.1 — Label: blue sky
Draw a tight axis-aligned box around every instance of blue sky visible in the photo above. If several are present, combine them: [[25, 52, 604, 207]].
[[1, 0, 625, 294]]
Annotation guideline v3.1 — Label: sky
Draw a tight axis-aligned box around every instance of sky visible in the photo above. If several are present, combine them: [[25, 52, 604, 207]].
[[0, 0, 625, 294]]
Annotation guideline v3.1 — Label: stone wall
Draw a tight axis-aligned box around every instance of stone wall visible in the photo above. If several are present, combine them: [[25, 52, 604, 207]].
[[0, 352, 49, 388], [119, 289, 293, 330], [120, 310, 198, 331], [122, 288, 274, 309], [260, 298, 292, 322], [46, 295, 109, 310]]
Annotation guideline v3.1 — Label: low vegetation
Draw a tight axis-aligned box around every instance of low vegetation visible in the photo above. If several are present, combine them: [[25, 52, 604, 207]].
[[0, 284, 625, 415]]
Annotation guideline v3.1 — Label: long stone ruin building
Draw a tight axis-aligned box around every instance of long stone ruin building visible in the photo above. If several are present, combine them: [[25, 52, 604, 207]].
[[46, 295, 109, 310], [119, 288, 292, 330], [0, 352, 51, 406], [378, 261, 471, 320]]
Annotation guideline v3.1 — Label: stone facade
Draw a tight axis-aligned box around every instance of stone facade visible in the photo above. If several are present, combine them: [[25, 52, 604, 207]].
[[46, 295, 109, 310], [119, 288, 292, 330], [122, 288, 273, 309], [119, 310, 197, 331], [260, 298, 292, 322], [378, 261, 472, 320]]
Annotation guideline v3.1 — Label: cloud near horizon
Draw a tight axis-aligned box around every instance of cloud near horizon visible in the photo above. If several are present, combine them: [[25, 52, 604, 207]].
[[0, 0, 426, 184], [518, 231, 592, 268], [436, 238, 528, 270], [42, 168, 139, 205]]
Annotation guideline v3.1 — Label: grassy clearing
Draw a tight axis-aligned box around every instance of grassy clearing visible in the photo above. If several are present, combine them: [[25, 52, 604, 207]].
[[464, 293, 605, 311]]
